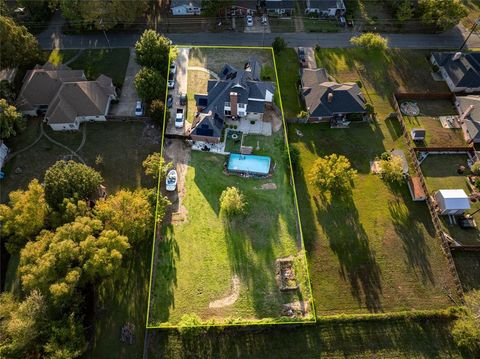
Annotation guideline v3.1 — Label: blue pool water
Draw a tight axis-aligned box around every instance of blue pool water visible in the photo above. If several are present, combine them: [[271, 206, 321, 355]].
[[227, 154, 271, 176]]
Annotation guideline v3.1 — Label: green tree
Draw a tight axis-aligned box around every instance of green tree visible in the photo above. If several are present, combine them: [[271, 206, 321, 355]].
[[57, 0, 148, 31], [378, 155, 405, 183], [419, 0, 467, 31], [472, 161, 480, 175], [148, 99, 168, 126], [44, 160, 103, 209], [142, 152, 172, 179], [350, 33, 388, 50], [272, 36, 287, 54], [308, 154, 357, 193], [19, 216, 129, 302], [17, 0, 52, 22], [396, 0, 414, 21], [0, 16, 41, 69], [0, 98, 25, 139], [0, 80, 15, 103], [452, 290, 480, 351], [0, 179, 49, 253], [95, 189, 154, 244], [0, 290, 46, 358], [220, 187, 247, 217], [135, 67, 166, 103], [202, 0, 232, 17], [135, 30, 173, 71]]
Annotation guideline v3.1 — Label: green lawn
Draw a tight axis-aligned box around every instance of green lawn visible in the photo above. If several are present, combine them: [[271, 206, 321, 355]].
[[67, 48, 130, 87], [148, 315, 472, 358], [303, 18, 339, 32], [288, 122, 460, 314], [268, 18, 296, 32], [275, 48, 303, 119], [421, 154, 480, 245], [454, 251, 480, 292], [149, 134, 312, 326]]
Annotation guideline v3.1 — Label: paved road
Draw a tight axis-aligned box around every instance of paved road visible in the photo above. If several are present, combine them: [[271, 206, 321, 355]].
[[37, 25, 480, 50]]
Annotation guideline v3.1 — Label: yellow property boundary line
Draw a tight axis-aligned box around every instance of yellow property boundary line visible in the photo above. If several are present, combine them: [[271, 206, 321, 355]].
[[146, 45, 316, 329]]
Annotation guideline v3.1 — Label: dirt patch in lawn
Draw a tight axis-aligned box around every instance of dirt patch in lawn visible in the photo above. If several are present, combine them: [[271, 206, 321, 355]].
[[208, 275, 241, 308]]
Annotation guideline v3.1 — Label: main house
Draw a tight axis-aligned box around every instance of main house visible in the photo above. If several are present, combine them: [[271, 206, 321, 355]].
[[300, 68, 366, 122], [431, 52, 480, 93], [265, 0, 295, 16], [16, 63, 117, 131], [191, 57, 274, 143], [170, 0, 201, 15], [305, 0, 346, 17]]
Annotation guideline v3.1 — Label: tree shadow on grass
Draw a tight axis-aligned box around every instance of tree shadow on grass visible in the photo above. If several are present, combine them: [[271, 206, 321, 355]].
[[150, 224, 180, 324], [388, 193, 434, 285], [314, 192, 383, 312]]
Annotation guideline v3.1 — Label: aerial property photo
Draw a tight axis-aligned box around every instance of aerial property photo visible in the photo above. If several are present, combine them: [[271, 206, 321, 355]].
[[4, 0, 480, 357], [147, 46, 314, 327]]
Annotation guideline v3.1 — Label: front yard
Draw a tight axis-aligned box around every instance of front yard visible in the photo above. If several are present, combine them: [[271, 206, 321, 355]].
[[148, 134, 312, 326]]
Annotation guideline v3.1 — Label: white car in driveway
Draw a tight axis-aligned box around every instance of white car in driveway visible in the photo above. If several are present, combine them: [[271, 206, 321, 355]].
[[175, 108, 184, 128], [134, 101, 143, 116], [246, 15, 253, 27], [166, 169, 177, 192], [170, 61, 177, 75]]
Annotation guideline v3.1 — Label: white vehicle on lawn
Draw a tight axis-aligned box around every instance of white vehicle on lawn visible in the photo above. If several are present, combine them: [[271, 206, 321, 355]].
[[166, 169, 177, 192]]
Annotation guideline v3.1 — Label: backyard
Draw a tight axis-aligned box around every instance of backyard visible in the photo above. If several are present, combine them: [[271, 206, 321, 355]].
[[401, 99, 465, 147], [148, 133, 312, 326], [288, 122, 460, 314], [421, 154, 480, 245]]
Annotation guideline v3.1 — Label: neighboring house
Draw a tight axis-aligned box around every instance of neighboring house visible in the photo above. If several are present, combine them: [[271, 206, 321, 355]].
[[191, 57, 275, 143], [16, 63, 117, 131], [170, 0, 201, 15], [454, 94, 480, 143], [305, 0, 346, 16], [431, 52, 480, 93], [300, 68, 366, 122], [0, 140, 9, 170], [232, 0, 259, 16], [265, 0, 295, 16]]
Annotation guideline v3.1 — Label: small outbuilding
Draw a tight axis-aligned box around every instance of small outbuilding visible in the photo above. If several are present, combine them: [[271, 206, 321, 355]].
[[411, 128, 426, 141], [434, 189, 471, 215]]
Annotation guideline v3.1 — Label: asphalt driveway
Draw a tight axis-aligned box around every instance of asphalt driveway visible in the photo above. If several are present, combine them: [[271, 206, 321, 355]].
[[111, 48, 140, 116]]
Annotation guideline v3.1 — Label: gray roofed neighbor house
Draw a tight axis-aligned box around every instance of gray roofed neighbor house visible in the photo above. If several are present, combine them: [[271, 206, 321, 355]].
[[171, 0, 201, 7], [303, 81, 366, 117], [432, 52, 480, 89], [456, 95, 480, 141], [265, 0, 295, 10]]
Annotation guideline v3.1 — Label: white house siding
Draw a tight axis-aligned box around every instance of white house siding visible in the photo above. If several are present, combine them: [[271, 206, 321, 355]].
[[172, 5, 201, 15]]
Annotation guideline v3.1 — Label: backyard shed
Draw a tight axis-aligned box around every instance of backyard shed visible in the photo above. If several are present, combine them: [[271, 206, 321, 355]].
[[411, 128, 426, 141], [407, 176, 426, 201], [434, 189, 471, 215]]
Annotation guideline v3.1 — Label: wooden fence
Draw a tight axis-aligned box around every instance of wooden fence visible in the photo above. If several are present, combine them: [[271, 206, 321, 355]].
[[392, 94, 465, 303]]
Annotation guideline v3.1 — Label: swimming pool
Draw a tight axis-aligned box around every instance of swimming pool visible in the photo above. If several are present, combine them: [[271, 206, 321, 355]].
[[227, 154, 271, 176]]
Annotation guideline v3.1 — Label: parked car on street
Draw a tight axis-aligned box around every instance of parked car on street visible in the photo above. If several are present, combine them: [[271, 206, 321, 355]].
[[246, 15, 253, 27], [168, 72, 175, 89], [170, 61, 177, 75], [167, 94, 173, 108], [179, 93, 187, 106], [134, 101, 143, 116], [298, 47, 307, 68], [175, 108, 184, 128]]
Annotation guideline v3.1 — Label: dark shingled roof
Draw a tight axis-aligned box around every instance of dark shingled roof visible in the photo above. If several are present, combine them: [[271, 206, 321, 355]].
[[307, 0, 342, 10], [191, 114, 224, 138], [303, 81, 366, 117], [432, 52, 480, 89], [301, 68, 329, 89]]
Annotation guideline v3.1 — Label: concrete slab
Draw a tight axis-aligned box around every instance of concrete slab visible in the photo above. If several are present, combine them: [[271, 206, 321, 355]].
[[111, 48, 140, 116]]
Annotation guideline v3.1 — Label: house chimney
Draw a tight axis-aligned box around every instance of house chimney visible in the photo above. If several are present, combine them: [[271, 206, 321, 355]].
[[230, 92, 238, 117], [328, 92, 334, 103]]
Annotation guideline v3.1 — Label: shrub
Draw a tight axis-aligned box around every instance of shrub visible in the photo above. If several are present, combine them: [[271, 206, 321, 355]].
[[350, 33, 388, 51], [452, 290, 480, 351], [380, 152, 392, 161], [135, 67, 166, 104], [379, 156, 405, 183], [285, 146, 300, 171], [472, 161, 480, 175], [365, 103, 375, 115], [148, 99, 167, 126], [250, 120, 256, 125], [355, 80, 363, 88], [220, 187, 247, 217]]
